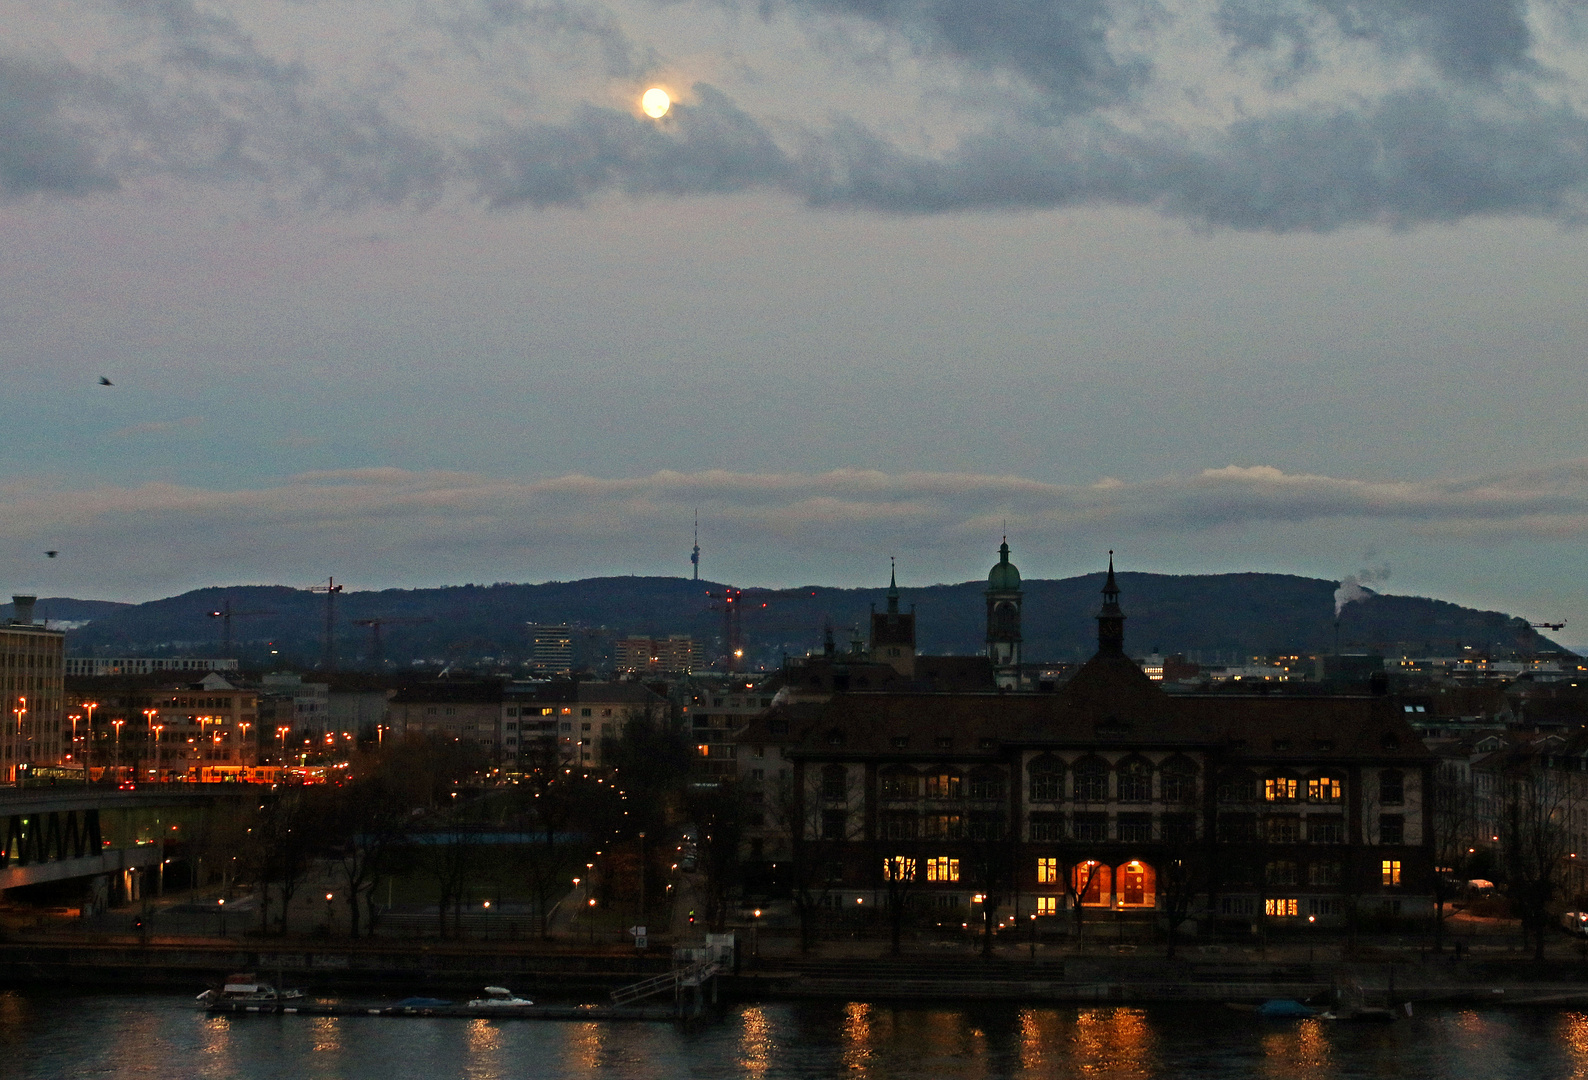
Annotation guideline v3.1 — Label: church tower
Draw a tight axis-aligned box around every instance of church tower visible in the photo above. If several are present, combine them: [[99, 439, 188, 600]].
[[869, 559, 916, 676], [1096, 551, 1126, 655], [986, 539, 1023, 689]]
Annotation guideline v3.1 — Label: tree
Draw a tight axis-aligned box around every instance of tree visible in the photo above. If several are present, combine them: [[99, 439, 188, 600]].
[[767, 767, 860, 953], [874, 848, 921, 956], [1496, 764, 1575, 960], [1430, 762, 1478, 953], [1064, 856, 1107, 954], [685, 784, 750, 931], [241, 788, 318, 935], [1158, 845, 1207, 959], [963, 820, 1015, 957]]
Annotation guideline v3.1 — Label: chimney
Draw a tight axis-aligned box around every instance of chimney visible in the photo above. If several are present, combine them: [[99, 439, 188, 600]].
[[11, 595, 37, 625]]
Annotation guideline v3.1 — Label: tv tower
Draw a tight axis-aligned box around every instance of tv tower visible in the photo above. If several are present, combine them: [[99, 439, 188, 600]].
[[691, 510, 700, 580]]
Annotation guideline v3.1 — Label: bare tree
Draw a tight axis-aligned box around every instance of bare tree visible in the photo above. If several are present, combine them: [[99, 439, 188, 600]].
[[1430, 763, 1478, 953], [1496, 765, 1575, 960], [767, 768, 861, 953], [963, 818, 1015, 957], [1158, 844, 1208, 959], [1063, 854, 1106, 954]]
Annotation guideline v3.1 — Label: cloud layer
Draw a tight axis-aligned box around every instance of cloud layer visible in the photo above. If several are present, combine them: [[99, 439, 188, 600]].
[[7, 461, 1588, 596], [4, 0, 1588, 228]]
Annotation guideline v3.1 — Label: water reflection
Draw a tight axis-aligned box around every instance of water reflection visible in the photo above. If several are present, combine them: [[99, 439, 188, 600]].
[[310, 1016, 341, 1054], [1561, 1012, 1588, 1080], [570, 1020, 604, 1071], [1074, 1007, 1156, 1078], [841, 1002, 873, 1073], [1259, 1018, 1330, 1080], [740, 1006, 772, 1078]]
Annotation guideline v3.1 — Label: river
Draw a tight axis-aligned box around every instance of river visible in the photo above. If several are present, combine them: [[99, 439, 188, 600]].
[[3, 991, 1585, 1079]]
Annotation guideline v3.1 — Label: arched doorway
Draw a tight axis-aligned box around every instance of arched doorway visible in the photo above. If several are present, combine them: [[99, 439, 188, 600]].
[[1073, 861, 1113, 907], [1116, 860, 1156, 908]]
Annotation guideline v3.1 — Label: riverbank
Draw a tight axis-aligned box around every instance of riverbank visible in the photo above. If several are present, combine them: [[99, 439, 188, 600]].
[[5, 935, 1588, 1006]]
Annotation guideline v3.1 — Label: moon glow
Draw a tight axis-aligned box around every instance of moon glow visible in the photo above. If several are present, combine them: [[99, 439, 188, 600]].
[[641, 88, 671, 118]]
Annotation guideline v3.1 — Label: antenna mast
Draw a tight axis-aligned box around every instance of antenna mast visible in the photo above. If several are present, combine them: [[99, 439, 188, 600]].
[[691, 510, 700, 581]]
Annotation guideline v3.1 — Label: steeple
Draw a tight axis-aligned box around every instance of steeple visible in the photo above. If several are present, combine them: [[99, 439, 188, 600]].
[[985, 537, 1023, 689], [886, 556, 900, 615], [870, 557, 916, 676], [1096, 551, 1126, 654]]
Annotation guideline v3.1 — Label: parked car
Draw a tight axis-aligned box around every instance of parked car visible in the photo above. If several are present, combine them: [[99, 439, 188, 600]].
[[1560, 911, 1588, 937]]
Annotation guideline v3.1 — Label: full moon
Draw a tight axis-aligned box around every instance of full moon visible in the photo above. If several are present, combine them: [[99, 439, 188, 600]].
[[641, 87, 671, 118]]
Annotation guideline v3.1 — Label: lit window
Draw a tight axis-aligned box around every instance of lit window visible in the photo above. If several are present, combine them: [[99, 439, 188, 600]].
[[883, 856, 916, 882], [1382, 859, 1402, 887], [1265, 777, 1298, 801], [926, 856, 960, 883], [1264, 898, 1299, 917], [1036, 896, 1058, 915], [1308, 777, 1341, 801], [1037, 857, 1058, 883]]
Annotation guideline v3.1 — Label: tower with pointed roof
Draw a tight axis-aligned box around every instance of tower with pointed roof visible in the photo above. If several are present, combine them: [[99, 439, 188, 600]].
[[986, 539, 1023, 689], [1097, 551, 1126, 654], [869, 557, 916, 676]]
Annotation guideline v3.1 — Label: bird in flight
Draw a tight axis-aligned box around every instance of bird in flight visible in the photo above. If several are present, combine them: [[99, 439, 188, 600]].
[[45, 551, 57, 558], [99, 376, 113, 386]]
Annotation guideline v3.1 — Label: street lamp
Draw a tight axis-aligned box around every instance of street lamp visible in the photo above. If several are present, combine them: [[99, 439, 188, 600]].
[[112, 719, 124, 780], [218, 897, 227, 937], [326, 892, 334, 934], [67, 714, 80, 761]]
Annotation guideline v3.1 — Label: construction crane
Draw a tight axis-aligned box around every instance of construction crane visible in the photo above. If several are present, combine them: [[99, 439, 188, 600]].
[[308, 577, 344, 672], [207, 599, 273, 659], [351, 617, 434, 667], [1533, 620, 1568, 632]]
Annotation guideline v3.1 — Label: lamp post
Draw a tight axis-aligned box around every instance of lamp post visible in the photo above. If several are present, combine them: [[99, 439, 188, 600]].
[[638, 832, 646, 923], [13, 696, 25, 783], [326, 892, 334, 935], [218, 897, 227, 937], [68, 713, 79, 762], [752, 908, 762, 962], [143, 709, 158, 782], [153, 724, 164, 782], [112, 719, 124, 781]]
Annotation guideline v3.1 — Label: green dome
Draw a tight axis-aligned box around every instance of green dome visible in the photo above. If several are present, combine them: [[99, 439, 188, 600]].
[[987, 541, 1021, 591]]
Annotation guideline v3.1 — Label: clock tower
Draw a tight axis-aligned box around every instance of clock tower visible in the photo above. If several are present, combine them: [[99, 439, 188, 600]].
[[985, 539, 1023, 689]]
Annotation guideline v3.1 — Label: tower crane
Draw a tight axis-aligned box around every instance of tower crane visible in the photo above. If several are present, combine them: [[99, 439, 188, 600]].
[[207, 599, 274, 659], [308, 577, 344, 671], [351, 617, 434, 667]]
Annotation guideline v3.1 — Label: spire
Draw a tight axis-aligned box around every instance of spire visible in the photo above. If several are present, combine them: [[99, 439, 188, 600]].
[[691, 510, 700, 581], [886, 556, 900, 615], [1096, 550, 1126, 654]]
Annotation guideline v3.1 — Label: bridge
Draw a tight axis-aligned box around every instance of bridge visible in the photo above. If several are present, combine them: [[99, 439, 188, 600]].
[[0, 787, 214, 905]]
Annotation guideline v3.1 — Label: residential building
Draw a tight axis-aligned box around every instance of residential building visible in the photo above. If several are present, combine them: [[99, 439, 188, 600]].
[[614, 635, 703, 675], [68, 671, 260, 781], [529, 624, 574, 674], [65, 657, 239, 677]]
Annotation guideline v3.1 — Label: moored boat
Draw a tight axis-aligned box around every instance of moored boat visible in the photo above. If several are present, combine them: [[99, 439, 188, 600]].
[[198, 974, 306, 1006], [467, 986, 534, 1008]]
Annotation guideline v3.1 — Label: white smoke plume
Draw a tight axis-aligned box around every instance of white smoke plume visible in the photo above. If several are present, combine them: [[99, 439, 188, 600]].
[[1334, 563, 1391, 617]]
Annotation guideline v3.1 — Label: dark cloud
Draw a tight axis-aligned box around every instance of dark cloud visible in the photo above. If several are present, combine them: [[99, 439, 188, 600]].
[[0, 55, 118, 197], [1219, 0, 1535, 82], [774, 0, 1147, 110], [438, 0, 644, 78]]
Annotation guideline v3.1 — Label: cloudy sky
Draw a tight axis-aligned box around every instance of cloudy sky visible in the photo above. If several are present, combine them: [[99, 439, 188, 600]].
[[3, 0, 1588, 643]]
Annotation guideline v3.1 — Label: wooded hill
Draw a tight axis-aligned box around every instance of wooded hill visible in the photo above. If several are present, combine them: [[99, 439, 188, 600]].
[[11, 572, 1565, 671]]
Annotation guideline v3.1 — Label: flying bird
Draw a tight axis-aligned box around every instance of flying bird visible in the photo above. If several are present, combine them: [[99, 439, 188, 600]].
[[98, 376, 113, 385], [45, 551, 57, 558]]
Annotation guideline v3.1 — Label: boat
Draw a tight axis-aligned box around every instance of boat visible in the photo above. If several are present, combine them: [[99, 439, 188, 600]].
[[1320, 975, 1398, 1023], [467, 986, 534, 1008], [1225, 999, 1319, 1019], [393, 997, 453, 1009], [198, 974, 306, 1005]]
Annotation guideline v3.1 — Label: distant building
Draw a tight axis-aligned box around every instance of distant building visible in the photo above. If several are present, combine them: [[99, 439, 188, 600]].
[[985, 540, 1023, 689], [258, 673, 331, 738], [614, 635, 703, 675], [65, 657, 239, 677], [1, 596, 66, 781], [67, 671, 259, 781], [870, 563, 916, 677], [529, 624, 574, 674]]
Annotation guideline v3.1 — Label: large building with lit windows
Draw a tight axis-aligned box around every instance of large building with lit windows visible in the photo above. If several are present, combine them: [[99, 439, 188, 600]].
[[1, 596, 66, 782], [736, 554, 1433, 933]]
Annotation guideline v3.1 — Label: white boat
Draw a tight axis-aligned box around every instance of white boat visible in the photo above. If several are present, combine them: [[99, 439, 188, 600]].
[[467, 986, 534, 1008], [198, 973, 306, 1005]]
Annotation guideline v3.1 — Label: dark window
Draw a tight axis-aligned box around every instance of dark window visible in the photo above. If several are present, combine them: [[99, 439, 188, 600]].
[[978, 737, 997, 750], [770, 718, 789, 735], [891, 735, 909, 749], [969, 774, 1005, 801], [1074, 759, 1109, 802], [1309, 817, 1345, 844], [879, 813, 917, 840], [923, 814, 963, 840], [821, 809, 848, 839], [1218, 773, 1257, 804], [1118, 759, 1152, 802], [1162, 813, 1196, 843], [1029, 757, 1063, 802], [1265, 860, 1299, 887], [825, 729, 846, 747], [1380, 814, 1405, 845], [1219, 815, 1258, 843], [969, 812, 1005, 841], [1118, 813, 1152, 843], [880, 773, 919, 800], [1074, 813, 1108, 842], [1307, 860, 1343, 886], [936, 736, 953, 750], [1029, 813, 1064, 842], [1267, 816, 1301, 844], [1379, 770, 1405, 805], [821, 764, 847, 801], [1161, 760, 1198, 804]]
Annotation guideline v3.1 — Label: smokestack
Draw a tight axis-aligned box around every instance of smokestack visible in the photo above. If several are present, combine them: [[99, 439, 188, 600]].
[[11, 595, 36, 625]]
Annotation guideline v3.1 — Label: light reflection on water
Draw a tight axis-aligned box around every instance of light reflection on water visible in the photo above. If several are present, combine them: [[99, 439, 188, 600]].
[[7, 991, 1588, 1079]]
